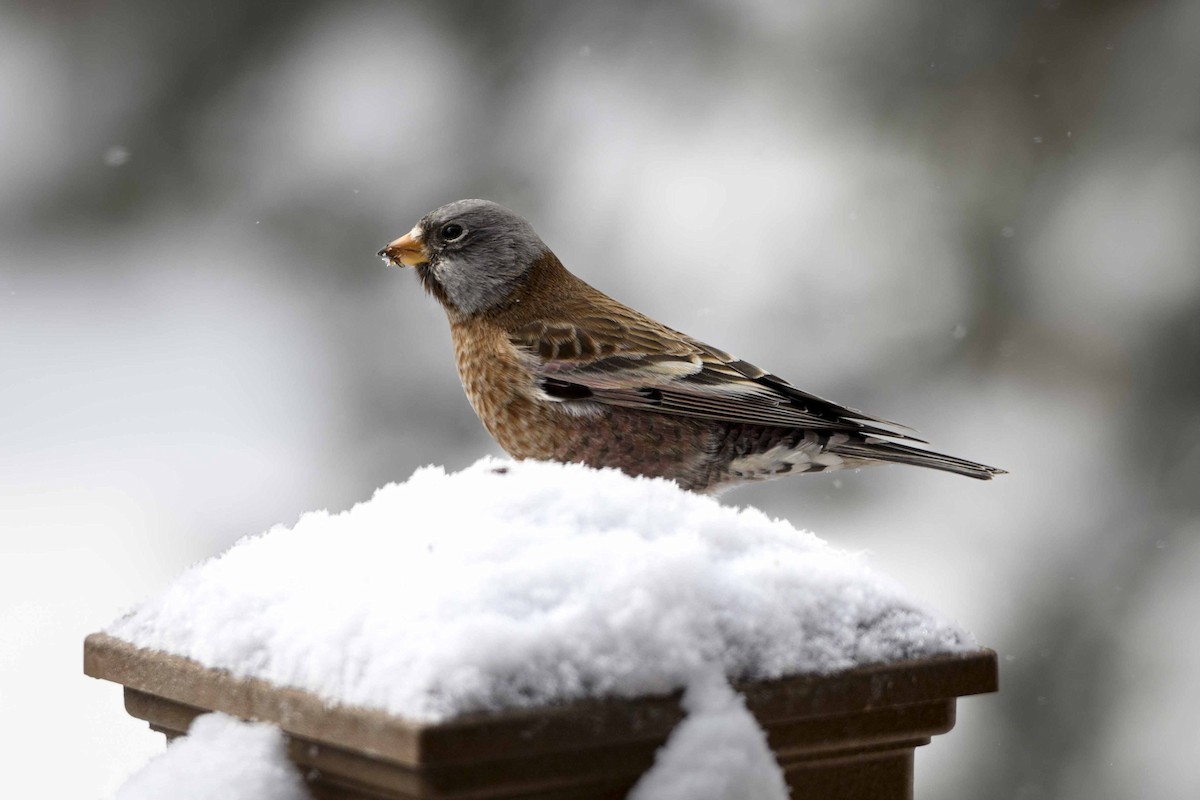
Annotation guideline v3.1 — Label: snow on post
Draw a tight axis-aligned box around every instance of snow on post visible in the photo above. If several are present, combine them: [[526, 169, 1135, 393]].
[[114, 713, 311, 800], [628, 667, 789, 800], [107, 457, 975, 723]]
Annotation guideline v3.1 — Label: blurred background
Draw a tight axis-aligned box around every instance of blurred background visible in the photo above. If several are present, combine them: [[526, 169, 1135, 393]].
[[2, 0, 1198, 796]]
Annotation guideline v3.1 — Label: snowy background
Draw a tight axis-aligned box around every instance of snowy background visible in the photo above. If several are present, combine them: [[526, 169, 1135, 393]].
[[2, 1, 1198, 797]]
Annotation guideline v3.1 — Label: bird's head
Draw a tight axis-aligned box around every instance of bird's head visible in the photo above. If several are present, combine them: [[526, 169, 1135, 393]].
[[379, 199, 549, 316]]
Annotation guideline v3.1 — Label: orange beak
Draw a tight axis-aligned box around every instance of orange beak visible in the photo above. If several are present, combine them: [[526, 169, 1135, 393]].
[[377, 227, 429, 267]]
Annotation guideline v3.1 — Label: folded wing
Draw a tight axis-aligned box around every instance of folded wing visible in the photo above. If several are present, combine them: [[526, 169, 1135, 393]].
[[510, 314, 924, 442]]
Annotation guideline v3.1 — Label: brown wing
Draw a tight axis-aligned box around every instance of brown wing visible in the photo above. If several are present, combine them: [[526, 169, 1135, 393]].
[[510, 311, 924, 441]]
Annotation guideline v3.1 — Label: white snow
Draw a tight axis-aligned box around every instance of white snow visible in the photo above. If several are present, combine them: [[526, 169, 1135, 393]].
[[107, 457, 974, 722], [113, 713, 311, 800], [628, 668, 789, 800]]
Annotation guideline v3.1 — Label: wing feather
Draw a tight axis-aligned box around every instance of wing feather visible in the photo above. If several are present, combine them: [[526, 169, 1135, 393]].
[[510, 315, 923, 442]]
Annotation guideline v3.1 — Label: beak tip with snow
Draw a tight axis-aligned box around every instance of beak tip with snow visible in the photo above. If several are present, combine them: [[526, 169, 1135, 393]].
[[379, 227, 429, 268]]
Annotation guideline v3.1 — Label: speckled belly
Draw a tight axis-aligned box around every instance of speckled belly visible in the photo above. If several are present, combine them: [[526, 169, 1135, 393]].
[[486, 397, 714, 488]]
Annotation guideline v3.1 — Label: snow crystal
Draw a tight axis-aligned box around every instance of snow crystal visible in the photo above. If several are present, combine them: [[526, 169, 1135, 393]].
[[114, 713, 310, 800], [103, 145, 130, 167], [108, 458, 974, 722], [628, 668, 789, 800]]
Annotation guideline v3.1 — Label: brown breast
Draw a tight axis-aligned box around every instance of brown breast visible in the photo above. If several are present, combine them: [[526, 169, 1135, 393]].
[[448, 315, 556, 460]]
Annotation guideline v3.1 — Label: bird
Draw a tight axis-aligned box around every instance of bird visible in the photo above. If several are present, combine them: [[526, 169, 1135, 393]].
[[379, 199, 1004, 493]]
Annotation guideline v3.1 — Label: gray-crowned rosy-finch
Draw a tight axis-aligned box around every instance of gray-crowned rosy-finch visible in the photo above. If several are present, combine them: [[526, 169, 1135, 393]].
[[380, 199, 1004, 493]]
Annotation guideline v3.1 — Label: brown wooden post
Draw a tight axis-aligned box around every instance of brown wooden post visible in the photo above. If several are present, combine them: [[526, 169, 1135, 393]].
[[85, 633, 997, 800]]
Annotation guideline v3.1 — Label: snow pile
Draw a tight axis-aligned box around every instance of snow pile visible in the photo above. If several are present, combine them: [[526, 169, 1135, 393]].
[[629, 668, 789, 800], [108, 457, 974, 722], [113, 713, 310, 800]]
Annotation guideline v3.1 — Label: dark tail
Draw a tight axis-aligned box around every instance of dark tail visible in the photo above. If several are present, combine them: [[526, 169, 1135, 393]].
[[831, 439, 1006, 480]]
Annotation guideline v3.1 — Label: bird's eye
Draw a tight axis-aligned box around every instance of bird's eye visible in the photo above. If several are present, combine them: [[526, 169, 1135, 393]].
[[441, 223, 465, 241]]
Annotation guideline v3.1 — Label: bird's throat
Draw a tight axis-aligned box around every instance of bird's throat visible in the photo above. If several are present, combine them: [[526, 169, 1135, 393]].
[[415, 262, 452, 309]]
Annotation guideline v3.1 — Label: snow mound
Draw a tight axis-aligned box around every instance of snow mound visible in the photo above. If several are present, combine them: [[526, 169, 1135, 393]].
[[114, 713, 311, 800], [629, 668, 789, 800], [108, 457, 974, 722]]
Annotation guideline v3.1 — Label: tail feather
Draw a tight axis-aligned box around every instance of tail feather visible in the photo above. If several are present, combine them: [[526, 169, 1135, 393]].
[[831, 439, 1006, 481]]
